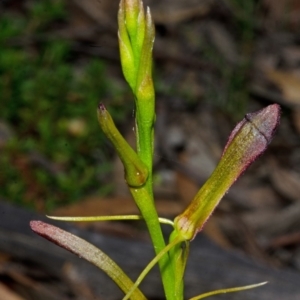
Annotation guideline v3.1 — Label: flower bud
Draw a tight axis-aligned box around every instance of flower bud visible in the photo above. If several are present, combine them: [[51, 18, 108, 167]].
[[174, 104, 281, 240], [135, 7, 155, 125], [118, 0, 136, 91], [118, 0, 147, 93], [97, 103, 148, 187]]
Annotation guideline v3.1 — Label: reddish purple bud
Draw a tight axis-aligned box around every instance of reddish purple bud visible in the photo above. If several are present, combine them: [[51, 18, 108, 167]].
[[174, 104, 281, 241], [222, 104, 281, 170]]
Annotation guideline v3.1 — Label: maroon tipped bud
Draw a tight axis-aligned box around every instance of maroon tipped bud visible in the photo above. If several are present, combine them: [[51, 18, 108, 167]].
[[174, 104, 281, 241]]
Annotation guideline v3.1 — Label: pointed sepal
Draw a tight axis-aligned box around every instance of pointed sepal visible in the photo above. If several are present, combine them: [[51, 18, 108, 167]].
[[97, 103, 148, 187]]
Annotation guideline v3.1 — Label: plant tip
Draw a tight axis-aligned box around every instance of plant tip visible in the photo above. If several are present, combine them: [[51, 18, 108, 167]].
[[98, 102, 106, 111], [30, 220, 40, 231]]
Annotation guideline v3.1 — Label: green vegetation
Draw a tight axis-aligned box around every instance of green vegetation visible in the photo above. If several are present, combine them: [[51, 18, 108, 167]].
[[0, 0, 128, 210]]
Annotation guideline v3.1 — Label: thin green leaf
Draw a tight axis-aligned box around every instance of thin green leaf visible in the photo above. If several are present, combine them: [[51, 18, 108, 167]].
[[47, 214, 174, 226], [189, 282, 268, 300]]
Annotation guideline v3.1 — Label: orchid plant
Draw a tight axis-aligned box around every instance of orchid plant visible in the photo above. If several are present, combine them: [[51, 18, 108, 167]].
[[30, 1, 281, 299]]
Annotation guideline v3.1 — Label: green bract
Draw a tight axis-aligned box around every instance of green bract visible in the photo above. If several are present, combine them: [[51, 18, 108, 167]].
[[97, 103, 148, 187]]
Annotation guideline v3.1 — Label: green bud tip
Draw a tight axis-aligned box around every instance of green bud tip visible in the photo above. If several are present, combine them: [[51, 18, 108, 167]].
[[97, 103, 148, 187]]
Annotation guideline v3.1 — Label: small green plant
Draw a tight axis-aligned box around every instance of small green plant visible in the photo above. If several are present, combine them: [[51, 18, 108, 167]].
[[30, 1, 281, 299]]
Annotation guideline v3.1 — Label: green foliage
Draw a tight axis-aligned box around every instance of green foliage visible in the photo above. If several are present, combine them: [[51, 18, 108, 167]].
[[0, 1, 128, 210]]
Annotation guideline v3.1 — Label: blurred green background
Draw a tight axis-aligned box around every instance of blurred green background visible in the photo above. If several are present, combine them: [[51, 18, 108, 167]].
[[0, 0, 132, 211]]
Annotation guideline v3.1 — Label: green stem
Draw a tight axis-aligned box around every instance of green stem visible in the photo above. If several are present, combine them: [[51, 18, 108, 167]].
[[123, 235, 183, 300], [169, 230, 189, 300], [134, 105, 176, 298], [135, 116, 154, 196], [129, 186, 175, 300]]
